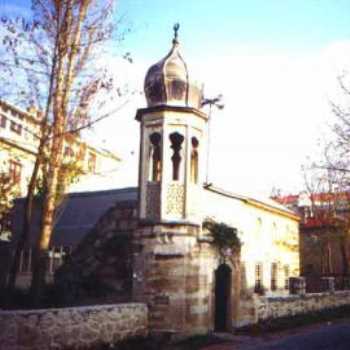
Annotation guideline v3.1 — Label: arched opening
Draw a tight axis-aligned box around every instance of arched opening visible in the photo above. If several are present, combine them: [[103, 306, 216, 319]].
[[190, 137, 199, 183], [214, 263, 232, 331], [149, 132, 161, 181], [169, 132, 184, 181]]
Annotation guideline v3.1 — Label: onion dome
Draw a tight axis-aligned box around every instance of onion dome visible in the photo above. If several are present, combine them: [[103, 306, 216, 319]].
[[144, 24, 203, 109]]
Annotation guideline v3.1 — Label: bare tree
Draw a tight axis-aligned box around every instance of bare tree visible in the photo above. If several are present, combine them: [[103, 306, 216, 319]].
[[1, 0, 129, 304], [302, 155, 350, 278], [298, 70, 350, 279]]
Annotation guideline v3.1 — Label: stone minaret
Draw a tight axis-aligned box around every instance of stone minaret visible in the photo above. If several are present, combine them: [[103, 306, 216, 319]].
[[133, 25, 211, 335], [136, 26, 207, 226]]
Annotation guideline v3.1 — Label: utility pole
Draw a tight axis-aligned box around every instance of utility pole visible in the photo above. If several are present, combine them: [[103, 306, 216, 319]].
[[201, 94, 224, 185]]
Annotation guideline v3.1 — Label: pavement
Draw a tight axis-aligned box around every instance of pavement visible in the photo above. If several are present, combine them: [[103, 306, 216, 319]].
[[201, 320, 350, 350]]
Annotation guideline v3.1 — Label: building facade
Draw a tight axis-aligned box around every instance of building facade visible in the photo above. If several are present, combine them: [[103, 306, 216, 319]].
[[0, 99, 121, 198], [54, 28, 300, 334], [130, 27, 300, 334], [9, 28, 301, 334], [274, 192, 350, 289]]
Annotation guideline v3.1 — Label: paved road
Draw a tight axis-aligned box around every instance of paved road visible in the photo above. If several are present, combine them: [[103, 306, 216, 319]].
[[203, 321, 350, 350]]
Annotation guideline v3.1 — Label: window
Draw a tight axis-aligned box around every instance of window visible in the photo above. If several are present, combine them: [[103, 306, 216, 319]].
[[271, 262, 278, 291], [284, 265, 290, 290], [0, 114, 6, 128], [149, 132, 161, 181], [64, 146, 75, 158], [48, 246, 66, 274], [255, 262, 263, 293], [190, 137, 199, 183], [10, 121, 22, 135], [9, 160, 22, 185], [169, 132, 184, 181], [88, 152, 97, 173]]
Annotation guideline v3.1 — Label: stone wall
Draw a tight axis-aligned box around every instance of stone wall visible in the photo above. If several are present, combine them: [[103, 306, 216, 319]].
[[0, 303, 148, 350], [256, 291, 350, 321], [55, 200, 138, 305]]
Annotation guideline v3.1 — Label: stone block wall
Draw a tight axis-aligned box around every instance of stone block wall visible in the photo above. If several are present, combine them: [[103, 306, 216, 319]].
[[0, 303, 148, 350], [256, 290, 350, 321], [55, 200, 138, 304]]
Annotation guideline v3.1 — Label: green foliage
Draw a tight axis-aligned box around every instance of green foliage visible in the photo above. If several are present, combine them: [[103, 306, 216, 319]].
[[0, 170, 19, 238], [35, 160, 84, 205], [203, 219, 241, 254]]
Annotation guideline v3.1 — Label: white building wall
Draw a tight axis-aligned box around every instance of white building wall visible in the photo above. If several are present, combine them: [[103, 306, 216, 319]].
[[202, 188, 300, 295]]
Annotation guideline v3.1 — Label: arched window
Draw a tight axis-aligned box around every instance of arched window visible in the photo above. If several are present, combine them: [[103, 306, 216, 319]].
[[271, 262, 278, 291], [149, 132, 161, 181], [255, 262, 263, 294], [169, 132, 184, 181], [190, 137, 199, 184]]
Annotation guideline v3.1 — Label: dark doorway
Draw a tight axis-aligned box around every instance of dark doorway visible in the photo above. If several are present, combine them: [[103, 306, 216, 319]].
[[214, 263, 232, 331]]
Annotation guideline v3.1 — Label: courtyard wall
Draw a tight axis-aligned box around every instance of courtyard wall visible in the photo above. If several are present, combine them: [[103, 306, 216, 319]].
[[256, 290, 350, 321], [0, 303, 148, 350]]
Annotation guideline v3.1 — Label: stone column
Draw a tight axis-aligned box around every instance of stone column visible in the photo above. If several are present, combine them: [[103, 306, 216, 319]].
[[289, 277, 306, 295]]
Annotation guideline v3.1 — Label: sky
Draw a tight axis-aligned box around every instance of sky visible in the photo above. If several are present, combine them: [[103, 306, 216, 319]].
[[2, 0, 350, 198]]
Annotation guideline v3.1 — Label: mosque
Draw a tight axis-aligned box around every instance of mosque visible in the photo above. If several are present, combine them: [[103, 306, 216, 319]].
[[56, 25, 300, 335]]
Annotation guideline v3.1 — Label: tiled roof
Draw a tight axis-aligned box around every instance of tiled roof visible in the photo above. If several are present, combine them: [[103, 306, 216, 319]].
[[274, 192, 350, 206]]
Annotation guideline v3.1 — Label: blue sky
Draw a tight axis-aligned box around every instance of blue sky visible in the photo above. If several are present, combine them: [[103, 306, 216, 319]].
[[116, 0, 350, 59], [2, 0, 350, 196], [4, 0, 350, 56]]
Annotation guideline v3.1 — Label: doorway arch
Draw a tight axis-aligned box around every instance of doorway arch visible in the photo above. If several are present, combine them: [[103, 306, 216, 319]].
[[214, 263, 232, 331]]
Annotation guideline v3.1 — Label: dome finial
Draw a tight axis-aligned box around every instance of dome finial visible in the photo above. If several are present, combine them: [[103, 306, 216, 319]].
[[173, 23, 180, 45]]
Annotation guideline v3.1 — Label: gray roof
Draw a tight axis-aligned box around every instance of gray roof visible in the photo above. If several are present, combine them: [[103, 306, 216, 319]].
[[11, 187, 138, 247], [204, 184, 299, 219]]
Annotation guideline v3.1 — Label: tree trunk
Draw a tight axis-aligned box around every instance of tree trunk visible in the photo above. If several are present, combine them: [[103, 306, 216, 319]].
[[340, 235, 349, 276], [6, 35, 57, 295], [6, 138, 46, 295], [30, 126, 64, 305]]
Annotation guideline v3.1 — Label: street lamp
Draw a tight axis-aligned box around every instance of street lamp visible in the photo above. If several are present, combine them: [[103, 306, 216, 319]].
[[201, 94, 224, 185]]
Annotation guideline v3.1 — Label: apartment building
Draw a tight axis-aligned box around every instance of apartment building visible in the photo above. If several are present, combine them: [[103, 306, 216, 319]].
[[0, 100, 121, 197]]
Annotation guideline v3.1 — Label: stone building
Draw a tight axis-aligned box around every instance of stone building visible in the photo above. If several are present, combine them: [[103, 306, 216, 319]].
[[55, 28, 300, 334]]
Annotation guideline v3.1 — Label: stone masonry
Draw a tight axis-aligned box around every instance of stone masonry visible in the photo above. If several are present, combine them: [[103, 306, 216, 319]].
[[256, 290, 350, 322], [0, 303, 148, 350]]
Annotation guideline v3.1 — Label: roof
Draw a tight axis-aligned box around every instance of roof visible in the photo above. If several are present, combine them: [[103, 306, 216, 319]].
[[0, 99, 41, 126], [204, 184, 300, 221], [272, 194, 299, 206], [274, 192, 350, 206], [11, 187, 137, 247]]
